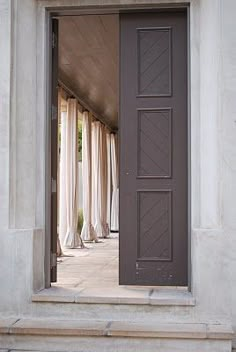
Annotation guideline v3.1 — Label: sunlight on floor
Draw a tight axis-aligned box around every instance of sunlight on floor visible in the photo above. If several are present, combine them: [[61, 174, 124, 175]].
[[53, 233, 119, 289]]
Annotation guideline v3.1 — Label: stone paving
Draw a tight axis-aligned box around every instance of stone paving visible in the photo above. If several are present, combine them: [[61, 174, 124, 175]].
[[49, 233, 193, 304], [53, 233, 119, 289]]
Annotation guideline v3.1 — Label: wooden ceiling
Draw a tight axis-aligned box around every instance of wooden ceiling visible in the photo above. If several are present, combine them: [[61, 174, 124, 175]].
[[59, 15, 119, 130]]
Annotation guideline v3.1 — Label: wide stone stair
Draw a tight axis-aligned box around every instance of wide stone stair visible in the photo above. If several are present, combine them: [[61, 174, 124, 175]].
[[0, 316, 233, 352]]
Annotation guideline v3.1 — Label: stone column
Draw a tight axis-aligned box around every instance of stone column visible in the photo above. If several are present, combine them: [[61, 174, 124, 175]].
[[199, 0, 221, 229], [9, 0, 37, 229], [0, 0, 11, 229]]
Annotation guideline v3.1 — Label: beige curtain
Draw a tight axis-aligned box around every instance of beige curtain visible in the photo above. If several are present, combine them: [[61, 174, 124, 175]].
[[91, 121, 109, 238], [101, 125, 109, 237], [92, 121, 103, 237], [81, 111, 97, 241], [106, 131, 111, 230], [59, 111, 67, 246], [111, 133, 119, 232], [63, 99, 82, 248]]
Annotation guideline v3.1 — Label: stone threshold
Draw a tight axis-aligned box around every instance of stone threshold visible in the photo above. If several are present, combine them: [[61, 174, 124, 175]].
[[0, 317, 233, 340], [32, 286, 196, 305]]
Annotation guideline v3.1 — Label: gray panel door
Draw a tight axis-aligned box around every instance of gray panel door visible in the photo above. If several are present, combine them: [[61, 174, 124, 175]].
[[120, 11, 188, 286]]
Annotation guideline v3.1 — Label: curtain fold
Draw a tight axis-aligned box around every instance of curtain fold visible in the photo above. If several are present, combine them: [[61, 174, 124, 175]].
[[111, 133, 119, 232], [91, 121, 102, 237], [101, 125, 109, 237], [106, 131, 111, 231], [81, 111, 97, 241], [91, 121, 109, 238], [63, 99, 82, 248], [59, 111, 67, 246]]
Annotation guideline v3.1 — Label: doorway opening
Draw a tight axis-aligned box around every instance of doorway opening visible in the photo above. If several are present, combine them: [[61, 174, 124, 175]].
[[49, 9, 189, 291], [55, 14, 120, 290]]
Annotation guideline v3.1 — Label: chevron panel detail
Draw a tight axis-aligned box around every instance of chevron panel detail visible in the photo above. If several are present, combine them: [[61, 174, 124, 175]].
[[138, 109, 172, 177], [138, 28, 172, 96], [138, 191, 172, 261]]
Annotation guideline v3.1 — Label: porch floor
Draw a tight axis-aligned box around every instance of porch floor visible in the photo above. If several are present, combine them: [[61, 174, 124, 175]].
[[32, 233, 195, 306], [54, 233, 119, 289]]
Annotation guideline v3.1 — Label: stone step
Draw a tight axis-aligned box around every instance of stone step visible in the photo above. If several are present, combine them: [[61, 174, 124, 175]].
[[0, 317, 233, 352], [29, 286, 198, 323], [32, 286, 196, 306]]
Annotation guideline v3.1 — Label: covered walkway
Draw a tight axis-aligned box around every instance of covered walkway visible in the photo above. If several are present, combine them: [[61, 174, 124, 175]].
[[55, 234, 119, 290]]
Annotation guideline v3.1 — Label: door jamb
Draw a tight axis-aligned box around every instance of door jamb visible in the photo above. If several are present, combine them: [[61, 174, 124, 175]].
[[186, 5, 191, 292], [44, 3, 191, 290], [45, 9, 53, 288]]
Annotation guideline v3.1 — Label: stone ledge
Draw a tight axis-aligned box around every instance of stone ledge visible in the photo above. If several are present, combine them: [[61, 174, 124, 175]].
[[0, 318, 233, 340], [0, 318, 19, 334], [108, 321, 233, 340], [32, 286, 196, 306]]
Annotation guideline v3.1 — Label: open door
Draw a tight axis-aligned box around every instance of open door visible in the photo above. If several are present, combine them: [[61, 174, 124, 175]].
[[119, 11, 188, 286], [50, 18, 59, 282]]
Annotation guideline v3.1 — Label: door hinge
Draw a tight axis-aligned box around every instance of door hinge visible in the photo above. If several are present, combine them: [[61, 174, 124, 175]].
[[52, 32, 57, 49], [51, 178, 57, 193], [50, 252, 57, 268], [51, 105, 57, 120]]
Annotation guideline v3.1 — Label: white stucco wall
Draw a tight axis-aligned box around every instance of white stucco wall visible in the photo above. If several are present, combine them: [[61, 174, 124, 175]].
[[0, 0, 236, 345]]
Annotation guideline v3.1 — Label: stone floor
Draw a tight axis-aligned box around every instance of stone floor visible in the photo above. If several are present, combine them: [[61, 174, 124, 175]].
[[40, 233, 193, 304], [54, 233, 119, 289]]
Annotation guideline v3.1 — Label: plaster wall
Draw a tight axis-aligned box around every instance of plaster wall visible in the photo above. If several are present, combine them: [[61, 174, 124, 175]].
[[0, 0, 235, 344]]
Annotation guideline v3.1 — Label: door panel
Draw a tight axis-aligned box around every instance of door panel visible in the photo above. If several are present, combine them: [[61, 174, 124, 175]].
[[138, 27, 172, 96], [120, 11, 188, 286], [138, 108, 172, 177]]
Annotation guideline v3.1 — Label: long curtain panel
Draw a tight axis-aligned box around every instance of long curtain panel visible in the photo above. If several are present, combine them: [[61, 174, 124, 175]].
[[106, 131, 111, 231], [111, 133, 119, 232], [91, 121, 109, 238], [59, 110, 67, 246], [101, 124, 109, 237], [81, 111, 97, 241], [91, 121, 101, 238], [63, 99, 82, 248]]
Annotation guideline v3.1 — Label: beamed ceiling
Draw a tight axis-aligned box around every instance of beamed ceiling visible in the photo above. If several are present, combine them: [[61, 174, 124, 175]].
[[59, 15, 119, 130]]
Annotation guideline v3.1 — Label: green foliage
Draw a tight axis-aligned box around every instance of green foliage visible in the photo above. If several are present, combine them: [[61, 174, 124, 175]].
[[77, 208, 84, 234], [58, 117, 82, 161]]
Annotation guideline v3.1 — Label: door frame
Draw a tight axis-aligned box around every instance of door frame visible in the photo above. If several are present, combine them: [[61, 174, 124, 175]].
[[44, 3, 191, 289]]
